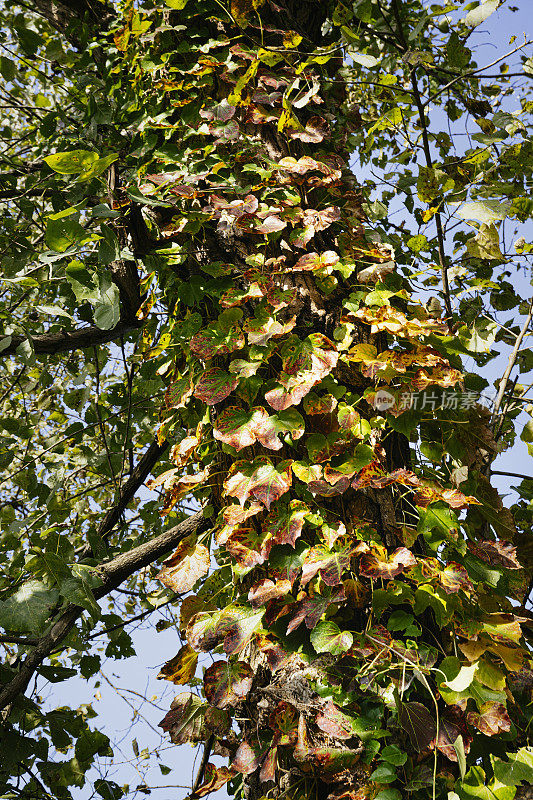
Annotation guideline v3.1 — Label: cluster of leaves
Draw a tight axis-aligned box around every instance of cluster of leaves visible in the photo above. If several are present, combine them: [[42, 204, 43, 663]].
[[0, 0, 532, 799]]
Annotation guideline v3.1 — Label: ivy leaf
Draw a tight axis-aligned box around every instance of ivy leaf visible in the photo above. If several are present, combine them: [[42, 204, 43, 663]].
[[0, 580, 59, 634], [398, 702, 437, 751], [156, 536, 210, 593], [213, 406, 283, 451], [310, 621, 353, 655], [465, 0, 499, 28], [301, 544, 355, 587], [467, 702, 511, 736], [203, 660, 253, 709], [316, 701, 359, 739], [493, 747, 533, 786], [262, 500, 309, 547], [158, 692, 206, 744], [223, 457, 293, 509], [193, 368, 239, 405], [287, 585, 346, 634], [359, 546, 416, 579], [224, 525, 273, 569], [440, 563, 475, 594], [157, 644, 198, 685], [466, 224, 504, 261], [190, 764, 234, 799], [292, 251, 339, 273], [456, 199, 510, 224], [231, 740, 261, 775], [248, 578, 292, 606]]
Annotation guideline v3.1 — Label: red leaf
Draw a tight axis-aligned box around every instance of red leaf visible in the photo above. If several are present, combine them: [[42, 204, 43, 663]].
[[259, 744, 277, 783], [292, 250, 339, 272], [301, 545, 354, 587], [267, 701, 299, 746], [439, 562, 475, 595], [255, 214, 287, 234], [469, 540, 522, 570], [203, 660, 253, 709], [213, 406, 282, 451], [190, 764, 234, 798], [248, 578, 292, 607], [467, 702, 511, 736], [193, 368, 238, 405], [158, 692, 206, 744], [224, 526, 273, 569], [232, 741, 260, 775], [316, 701, 357, 740], [287, 585, 346, 634]]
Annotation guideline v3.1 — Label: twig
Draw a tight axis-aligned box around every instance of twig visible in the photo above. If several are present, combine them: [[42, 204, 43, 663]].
[[491, 470, 533, 482], [492, 300, 533, 422], [191, 734, 214, 796], [424, 40, 533, 108], [390, 0, 453, 323]]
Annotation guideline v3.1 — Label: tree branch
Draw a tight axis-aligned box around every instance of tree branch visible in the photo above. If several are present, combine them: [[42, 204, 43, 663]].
[[1, 320, 142, 358], [0, 510, 208, 715]]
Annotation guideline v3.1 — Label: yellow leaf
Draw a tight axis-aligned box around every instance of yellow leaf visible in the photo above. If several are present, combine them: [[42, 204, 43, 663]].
[[157, 644, 198, 685], [283, 30, 303, 48]]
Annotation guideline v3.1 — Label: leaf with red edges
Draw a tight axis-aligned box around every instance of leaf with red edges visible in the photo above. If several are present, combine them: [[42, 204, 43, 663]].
[[213, 406, 281, 451], [244, 314, 296, 346], [255, 214, 286, 234], [316, 701, 358, 740], [301, 544, 354, 587], [248, 578, 292, 607], [203, 660, 253, 709], [224, 525, 273, 569], [157, 644, 198, 685], [223, 457, 292, 509], [232, 741, 261, 775], [467, 702, 511, 736], [263, 499, 309, 547], [269, 701, 299, 745], [190, 325, 244, 360], [292, 251, 339, 273], [469, 540, 522, 569], [310, 621, 353, 655], [287, 585, 346, 634], [190, 764, 235, 798], [359, 546, 416, 580], [259, 745, 277, 783], [440, 562, 475, 594], [158, 692, 206, 744], [194, 368, 238, 405]]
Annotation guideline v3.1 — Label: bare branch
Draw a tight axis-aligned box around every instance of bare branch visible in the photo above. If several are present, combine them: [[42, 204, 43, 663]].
[[2, 320, 143, 358]]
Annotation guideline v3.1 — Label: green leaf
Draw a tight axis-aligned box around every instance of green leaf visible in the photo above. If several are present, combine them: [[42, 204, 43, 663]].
[[492, 748, 533, 786], [370, 763, 397, 783], [310, 621, 353, 655], [46, 217, 86, 252], [44, 149, 99, 174], [93, 280, 120, 331], [0, 580, 59, 634]]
